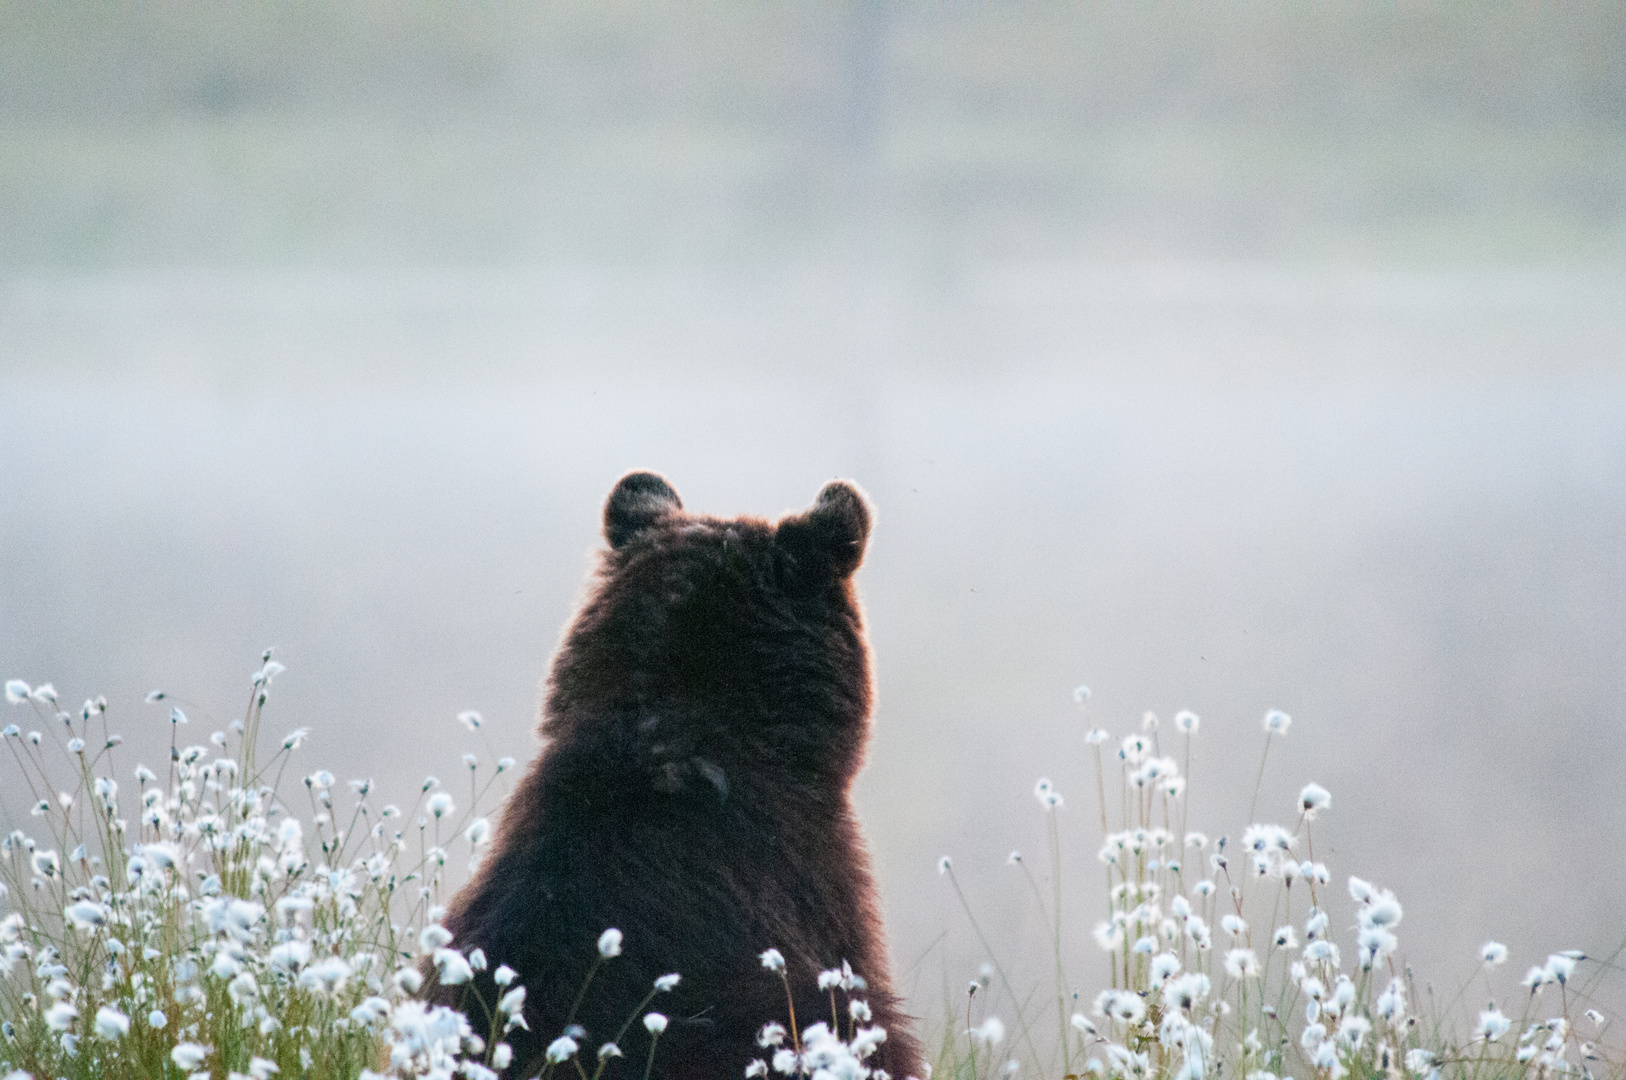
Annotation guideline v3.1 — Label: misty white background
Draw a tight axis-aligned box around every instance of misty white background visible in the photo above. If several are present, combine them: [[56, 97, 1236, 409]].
[[3, 4, 1624, 1026]]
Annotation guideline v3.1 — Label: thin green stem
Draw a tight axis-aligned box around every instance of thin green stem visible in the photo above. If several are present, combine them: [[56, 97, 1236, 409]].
[[642, 1031, 661, 1080], [1247, 732, 1274, 824], [945, 865, 1045, 1070]]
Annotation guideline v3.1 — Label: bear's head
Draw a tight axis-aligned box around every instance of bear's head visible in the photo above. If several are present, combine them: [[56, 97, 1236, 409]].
[[544, 472, 877, 796]]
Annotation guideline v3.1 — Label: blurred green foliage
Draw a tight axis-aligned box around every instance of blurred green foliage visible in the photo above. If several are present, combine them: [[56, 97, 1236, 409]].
[[2, 2, 1622, 269]]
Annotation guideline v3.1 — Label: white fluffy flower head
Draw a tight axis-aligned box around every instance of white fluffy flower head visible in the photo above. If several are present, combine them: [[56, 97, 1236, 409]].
[[1298, 782, 1331, 819]]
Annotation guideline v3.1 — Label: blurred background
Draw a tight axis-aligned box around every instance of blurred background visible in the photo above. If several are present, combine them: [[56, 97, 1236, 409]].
[[3, 1, 1624, 1032]]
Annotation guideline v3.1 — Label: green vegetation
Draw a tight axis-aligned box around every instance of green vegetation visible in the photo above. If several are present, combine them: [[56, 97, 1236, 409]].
[[2, 3, 1623, 269], [4, 661, 1619, 1079]]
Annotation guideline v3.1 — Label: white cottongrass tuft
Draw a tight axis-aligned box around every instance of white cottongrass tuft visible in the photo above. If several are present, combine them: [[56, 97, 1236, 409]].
[[597, 926, 623, 958], [969, 1016, 1006, 1046], [434, 948, 474, 986], [1224, 948, 1261, 979], [93, 1005, 130, 1039], [1096, 989, 1146, 1026], [31, 848, 60, 878], [1544, 952, 1579, 985], [1477, 1008, 1512, 1042], [44, 1001, 79, 1032], [171, 1043, 209, 1070], [63, 898, 109, 930], [1358, 889, 1403, 929]]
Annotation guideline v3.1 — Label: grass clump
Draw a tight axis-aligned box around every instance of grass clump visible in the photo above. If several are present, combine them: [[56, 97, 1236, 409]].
[[0, 656, 525, 1080], [928, 694, 1622, 1080], [3, 661, 1617, 1080]]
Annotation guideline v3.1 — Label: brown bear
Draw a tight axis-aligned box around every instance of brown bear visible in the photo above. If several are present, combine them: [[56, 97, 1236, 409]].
[[428, 472, 923, 1080]]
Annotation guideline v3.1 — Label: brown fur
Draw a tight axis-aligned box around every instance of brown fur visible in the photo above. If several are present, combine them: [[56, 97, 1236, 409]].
[[427, 473, 923, 1079]]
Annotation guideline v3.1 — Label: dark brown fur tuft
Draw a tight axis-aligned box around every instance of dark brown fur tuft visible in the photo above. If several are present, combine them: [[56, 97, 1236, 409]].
[[427, 474, 922, 1079]]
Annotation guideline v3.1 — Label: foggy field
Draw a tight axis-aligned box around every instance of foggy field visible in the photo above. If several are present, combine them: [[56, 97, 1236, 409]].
[[3, 4, 1623, 269], [5, 261, 1624, 1022]]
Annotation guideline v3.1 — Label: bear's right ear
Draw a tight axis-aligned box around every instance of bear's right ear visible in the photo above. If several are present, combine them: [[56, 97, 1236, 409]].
[[604, 471, 682, 548], [775, 479, 872, 585]]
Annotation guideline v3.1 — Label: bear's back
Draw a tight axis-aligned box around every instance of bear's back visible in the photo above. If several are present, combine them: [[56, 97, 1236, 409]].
[[430, 474, 922, 1079]]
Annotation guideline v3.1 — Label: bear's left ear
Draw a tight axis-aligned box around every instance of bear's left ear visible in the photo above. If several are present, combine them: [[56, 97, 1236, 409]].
[[775, 480, 872, 581], [604, 471, 682, 548]]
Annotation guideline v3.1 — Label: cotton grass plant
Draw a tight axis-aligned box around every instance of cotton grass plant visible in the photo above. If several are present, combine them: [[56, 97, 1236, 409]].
[[4, 659, 1617, 1080], [0, 656, 572, 1080], [929, 690, 1623, 1080]]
